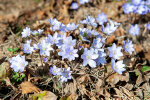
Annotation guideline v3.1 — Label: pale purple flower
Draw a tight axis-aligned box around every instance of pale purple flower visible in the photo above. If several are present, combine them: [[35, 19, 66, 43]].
[[107, 43, 123, 60], [44, 58, 48, 62], [58, 47, 78, 61], [111, 59, 126, 74], [132, 0, 142, 5], [80, 16, 97, 27], [146, 0, 150, 5], [102, 20, 120, 35], [123, 39, 134, 55], [56, 33, 67, 48], [10, 55, 28, 72], [79, 0, 90, 4], [63, 36, 76, 47], [81, 48, 99, 68], [91, 37, 103, 49], [59, 67, 72, 82], [38, 39, 53, 56], [33, 43, 39, 50], [66, 23, 79, 31], [95, 49, 107, 65], [47, 32, 60, 45], [135, 4, 149, 15], [129, 24, 140, 36], [32, 29, 44, 35], [96, 12, 107, 25], [79, 28, 90, 42], [122, 3, 135, 14], [49, 65, 61, 76], [145, 23, 150, 30], [23, 40, 33, 54], [21, 27, 31, 38], [71, 2, 79, 9]]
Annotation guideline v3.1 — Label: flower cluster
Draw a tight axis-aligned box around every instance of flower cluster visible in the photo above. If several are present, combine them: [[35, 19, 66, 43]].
[[122, 0, 150, 15], [50, 66, 72, 82]]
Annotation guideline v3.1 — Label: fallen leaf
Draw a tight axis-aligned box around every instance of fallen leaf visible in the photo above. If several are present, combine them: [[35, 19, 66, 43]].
[[29, 91, 57, 100], [21, 81, 41, 94], [106, 35, 115, 44], [76, 74, 91, 83]]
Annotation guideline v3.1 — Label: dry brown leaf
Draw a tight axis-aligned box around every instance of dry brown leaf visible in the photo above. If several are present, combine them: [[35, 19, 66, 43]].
[[29, 91, 57, 100], [136, 75, 144, 86], [106, 35, 115, 44], [120, 87, 134, 98], [64, 82, 77, 95], [66, 94, 78, 100], [21, 81, 41, 94], [124, 83, 133, 91], [106, 72, 129, 86], [114, 88, 124, 97], [76, 74, 91, 83]]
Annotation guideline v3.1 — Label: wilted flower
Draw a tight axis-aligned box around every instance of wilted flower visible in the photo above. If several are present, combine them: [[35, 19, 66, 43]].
[[10, 55, 28, 72], [81, 48, 99, 68], [129, 24, 140, 36], [80, 16, 97, 27], [23, 40, 33, 54], [49, 65, 61, 76], [107, 43, 123, 60], [38, 39, 53, 56], [59, 67, 72, 82], [21, 27, 31, 38], [123, 39, 134, 55], [71, 2, 79, 10], [111, 59, 126, 74], [96, 12, 107, 25]]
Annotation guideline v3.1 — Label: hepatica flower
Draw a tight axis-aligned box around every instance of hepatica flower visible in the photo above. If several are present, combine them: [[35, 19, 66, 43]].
[[38, 39, 53, 56], [59, 67, 72, 83], [66, 23, 79, 31], [49, 65, 61, 76], [81, 48, 99, 68], [79, 0, 90, 4], [111, 59, 126, 74], [96, 12, 107, 25], [95, 49, 107, 65], [10, 55, 28, 72], [71, 2, 79, 10], [80, 16, 97, 27], [21, 27, 31, 38], [135, 4, 148, 15], [129, 24, 140, 36], [58, 47, 78, 61], [63, 36, 76, 47], [23, 40, 33, 54], [122, 3, 135, 14], [102, 20, 120, 35], [47, 32, 60, 45], [91, 37, 103, 49], [32, 29, 44, 35], [132, 0, 142, 5], [123, 39, 134, 55], [107, 43, 123, 60], [145, 23, 150, 30]]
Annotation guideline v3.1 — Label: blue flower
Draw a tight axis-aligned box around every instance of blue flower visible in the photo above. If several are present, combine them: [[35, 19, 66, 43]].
[[95, 49, 106, 65], [49, 65, 61, 76], [10, 55, 28, 72], [96, 12, 107, 25], [44, 58, 48, 62], [58, 46, 78, 61], [111, 59, 126, 74], [107, 43, 123, 60], [81, 48, 99, 68], [23, 40, 33, 54], [146, 0, 150, 5], [122, 3, 135, 14], [129, 24, 140, 36], [63, 36, 76, 47], [59, 67, 72, 82], [47, 32, 60, 45], [79, 28, 90, 42], [80, 16, 97, 27], [102, 20, 120, 35], [21, 27, 31, 38], [71, 2, 79, 10], [32, 29, 44, 35], [38, 39, 53, 56], [91, 37, 103, 49], [132, 0, 142, 5], [79, 0, 90, 4], [66, 23, 79, 31], [123, 39, 134, 55], [145, 23, 150, 30], [134, 4, 149, 15]]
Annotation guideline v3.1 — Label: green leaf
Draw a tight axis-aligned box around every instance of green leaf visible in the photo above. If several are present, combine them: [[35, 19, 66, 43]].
[[109, 43, 113, 46], [13, 48, 19, 52], [7, 48, 13, 52], [142, 66, 150, 72]]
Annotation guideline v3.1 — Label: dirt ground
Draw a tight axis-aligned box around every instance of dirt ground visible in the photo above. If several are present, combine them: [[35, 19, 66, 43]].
[[0, 0, 150, 100]]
